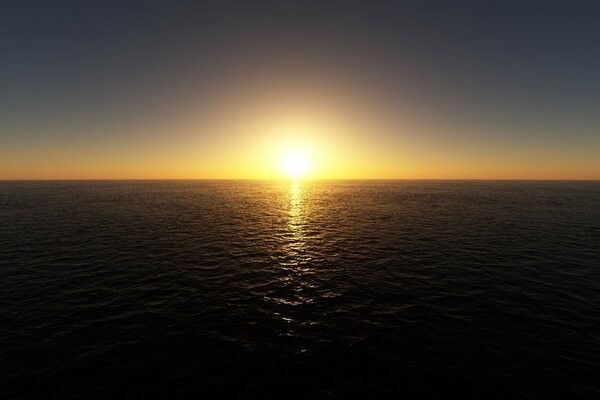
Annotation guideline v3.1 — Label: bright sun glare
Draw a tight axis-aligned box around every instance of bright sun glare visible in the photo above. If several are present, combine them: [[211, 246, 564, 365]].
[[281, 150, 309, 178]]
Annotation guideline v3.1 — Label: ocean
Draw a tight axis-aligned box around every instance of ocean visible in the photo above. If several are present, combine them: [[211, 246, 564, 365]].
[[1, 180, 599, 398]]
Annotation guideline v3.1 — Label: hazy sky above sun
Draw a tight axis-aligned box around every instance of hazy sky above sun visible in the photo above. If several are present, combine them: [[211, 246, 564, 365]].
[[1, 0, 599, 179]]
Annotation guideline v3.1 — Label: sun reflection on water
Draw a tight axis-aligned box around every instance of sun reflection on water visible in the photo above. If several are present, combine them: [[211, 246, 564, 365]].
[[287, 178, 304, 257], [270, 179, 316, 311], [284, 178, 313, 269]]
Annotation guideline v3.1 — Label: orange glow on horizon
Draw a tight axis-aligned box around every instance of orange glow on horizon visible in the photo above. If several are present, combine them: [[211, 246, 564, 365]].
[[1, 79, 599, 181]]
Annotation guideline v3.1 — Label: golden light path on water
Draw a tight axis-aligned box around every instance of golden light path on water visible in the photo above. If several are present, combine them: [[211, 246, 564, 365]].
[[272, 179, 316, 312], [288, 179, 304, 258]]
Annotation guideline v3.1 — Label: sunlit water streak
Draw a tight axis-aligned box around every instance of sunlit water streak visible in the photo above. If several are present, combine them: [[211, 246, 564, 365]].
[[1, 180, 599, 399], [270, 179, 314, 309]]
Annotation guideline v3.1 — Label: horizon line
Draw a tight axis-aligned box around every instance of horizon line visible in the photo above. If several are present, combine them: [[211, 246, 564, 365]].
[[1, 178, 599, 182]]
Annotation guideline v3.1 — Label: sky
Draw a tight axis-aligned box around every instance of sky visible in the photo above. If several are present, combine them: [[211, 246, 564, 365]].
[[1, 0, 599, 179]]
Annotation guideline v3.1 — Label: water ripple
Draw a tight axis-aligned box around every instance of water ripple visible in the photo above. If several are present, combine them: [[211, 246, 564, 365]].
[[1, 180, 599, 398]]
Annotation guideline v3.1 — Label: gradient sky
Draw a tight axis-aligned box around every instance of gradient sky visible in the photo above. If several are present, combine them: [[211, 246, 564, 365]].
[[1, 0, 599, 179]]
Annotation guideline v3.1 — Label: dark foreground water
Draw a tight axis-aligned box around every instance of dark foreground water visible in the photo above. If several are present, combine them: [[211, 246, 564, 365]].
[[1, 180, 599, 399]]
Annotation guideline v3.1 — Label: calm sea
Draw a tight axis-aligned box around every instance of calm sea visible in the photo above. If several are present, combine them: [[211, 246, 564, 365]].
[[1, 180, 599, 398]]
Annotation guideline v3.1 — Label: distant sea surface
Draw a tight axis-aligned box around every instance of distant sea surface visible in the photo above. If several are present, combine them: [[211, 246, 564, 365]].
[[1, 180, 599, 399]]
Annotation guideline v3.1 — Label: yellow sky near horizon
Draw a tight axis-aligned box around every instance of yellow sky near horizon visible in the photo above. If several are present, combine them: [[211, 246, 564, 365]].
[[2, 77, 599, 180]]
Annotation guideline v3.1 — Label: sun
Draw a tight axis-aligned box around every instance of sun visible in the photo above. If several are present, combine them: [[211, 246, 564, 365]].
[[281, 150, 309, 178]]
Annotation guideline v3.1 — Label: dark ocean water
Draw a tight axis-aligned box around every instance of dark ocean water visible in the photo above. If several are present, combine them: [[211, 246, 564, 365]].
[[1, 180, 599, 399]]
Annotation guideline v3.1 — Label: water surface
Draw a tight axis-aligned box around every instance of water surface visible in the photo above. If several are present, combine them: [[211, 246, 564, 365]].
[[1, 180, 599, 398]]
